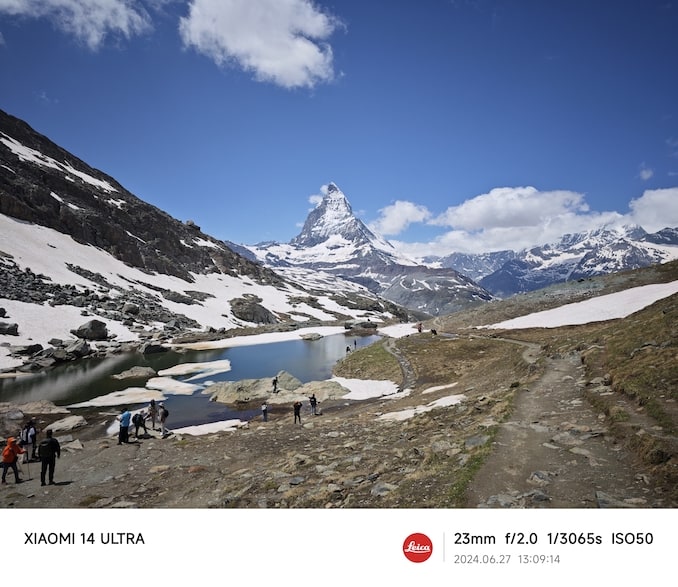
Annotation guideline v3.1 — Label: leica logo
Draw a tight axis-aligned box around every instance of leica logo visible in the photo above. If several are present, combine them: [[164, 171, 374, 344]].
[[404, 541, 431, 552], [402, 533, 433, 562]]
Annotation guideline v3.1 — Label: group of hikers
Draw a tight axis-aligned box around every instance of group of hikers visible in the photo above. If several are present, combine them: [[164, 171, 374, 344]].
[[2, 420, 61, 486], [117, 399, 170, 445], [261, 392, 320, 425]]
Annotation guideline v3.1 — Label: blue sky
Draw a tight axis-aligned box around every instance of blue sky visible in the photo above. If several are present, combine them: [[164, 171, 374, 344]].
[[1, 0, 677, 255]]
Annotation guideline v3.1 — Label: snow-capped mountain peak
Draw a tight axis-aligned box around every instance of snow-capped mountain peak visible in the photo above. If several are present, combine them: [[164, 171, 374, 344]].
[[249, 183, 493, 316]]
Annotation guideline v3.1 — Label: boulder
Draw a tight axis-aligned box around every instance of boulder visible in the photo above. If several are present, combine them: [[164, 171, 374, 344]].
[[65, 339, 91, 358], [140, 343, 168, 355], [71, 319, 108, 341], [122, 302, 140, 315], [45, 415, 87, 433], [0, 322, 18, 335], [111, 366, 157, 380]]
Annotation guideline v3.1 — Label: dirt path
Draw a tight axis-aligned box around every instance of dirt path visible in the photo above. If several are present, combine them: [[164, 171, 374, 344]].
[[465, 351, 665, 507]]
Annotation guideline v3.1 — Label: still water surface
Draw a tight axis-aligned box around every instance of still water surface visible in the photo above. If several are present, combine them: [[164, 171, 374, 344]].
[[0, 333, 380, 428]]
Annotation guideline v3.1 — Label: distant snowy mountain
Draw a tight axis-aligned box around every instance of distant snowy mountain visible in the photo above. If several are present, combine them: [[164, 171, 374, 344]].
[[0, 110, 407, 371], [247, 183, 493, 316], [430, 225, 678, 298]]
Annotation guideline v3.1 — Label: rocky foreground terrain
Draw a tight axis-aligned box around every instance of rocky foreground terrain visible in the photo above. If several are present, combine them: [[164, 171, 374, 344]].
[[1, 261, 676, 509], [0, 333, 673, 509]]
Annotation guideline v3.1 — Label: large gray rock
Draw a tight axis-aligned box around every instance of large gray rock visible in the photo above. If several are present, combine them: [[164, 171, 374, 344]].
[[111, 366, 157, 380], [71, 319, 108, 340], [207, 370, 304, 404], [45, 415, 87, 433], [0, 322, 18, 335], [65, 339, 91, 358]]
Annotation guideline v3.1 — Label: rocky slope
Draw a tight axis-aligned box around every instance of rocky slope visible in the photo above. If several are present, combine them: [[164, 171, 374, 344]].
[[0, 110, 410, 372]]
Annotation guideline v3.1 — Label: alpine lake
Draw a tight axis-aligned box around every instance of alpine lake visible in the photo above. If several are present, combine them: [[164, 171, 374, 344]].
[[0, 332, 381, 429]]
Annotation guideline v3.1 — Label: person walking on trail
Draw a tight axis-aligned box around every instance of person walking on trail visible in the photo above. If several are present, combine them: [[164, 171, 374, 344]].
[[20, 420, 37, 463], [261, 402, 268, 422], [309, 394, 318, 416], [1, 437, 24, 484], [272, 376, 278, 393], [159, 403, 169, 437], [293, 401, 302, 425], [38, 429, 60, 486], [148, 399, 159, 430], [117, 407, 131, 445]]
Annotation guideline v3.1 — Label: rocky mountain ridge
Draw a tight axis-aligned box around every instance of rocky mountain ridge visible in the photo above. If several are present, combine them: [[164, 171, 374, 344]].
[[430, 225, 678, 298]]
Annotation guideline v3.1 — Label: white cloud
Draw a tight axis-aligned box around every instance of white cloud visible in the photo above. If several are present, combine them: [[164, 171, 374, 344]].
[[432, 186, 590, 231], [369, 200, 432, 236], [392, 186, 632, 257], [0, 0, 151, 49], [178, 0, 341, 89], [639, 162, 654, 181], [628, 188, 678, 232], [307, 184, 329, 209]]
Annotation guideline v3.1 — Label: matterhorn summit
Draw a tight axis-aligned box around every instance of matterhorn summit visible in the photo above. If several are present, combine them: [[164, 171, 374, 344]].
[[248, 183, 493, 316]]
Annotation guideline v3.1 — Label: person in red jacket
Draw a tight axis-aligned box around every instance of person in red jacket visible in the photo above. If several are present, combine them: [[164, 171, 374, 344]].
[[2, 437, 25, 484]]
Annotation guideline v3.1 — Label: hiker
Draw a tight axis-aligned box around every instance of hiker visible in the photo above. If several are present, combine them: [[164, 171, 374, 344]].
[[293, 401, 302, 425], [132, 411, 148, 438], [272, 376, 278, 393], [38, 429, 60, 486], [147, 399, 159, 430], [117, 407, 131, 445], [1, 437, 24, 484], [417, 322, 422, 333], [261, 402, 268, 422], [159, 403, 169, 437], [20, 420, 37, 463], [309, 394, 318, 416]]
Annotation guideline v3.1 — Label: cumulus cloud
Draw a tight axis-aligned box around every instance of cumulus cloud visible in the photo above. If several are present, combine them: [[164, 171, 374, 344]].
[[638, 162, 654, 181], [307, 184, 329, 209], [628, 188, 678, 232], [432, 186, 590, 231], [369, 200, 432, 236], [179, 0, 341, 89], [0, 0, 151, 49], [391, 186, 631, 257], [0, 0, 151, 50]]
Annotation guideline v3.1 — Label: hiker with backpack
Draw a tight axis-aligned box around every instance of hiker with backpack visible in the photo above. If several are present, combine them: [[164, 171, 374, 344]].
[[38, 429, 61, 486], [1, 437, 25, 484], [132, 411, 148, 438]]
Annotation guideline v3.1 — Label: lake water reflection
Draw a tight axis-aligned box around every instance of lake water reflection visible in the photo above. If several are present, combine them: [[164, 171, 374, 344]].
[[0, 333, 380, 428]]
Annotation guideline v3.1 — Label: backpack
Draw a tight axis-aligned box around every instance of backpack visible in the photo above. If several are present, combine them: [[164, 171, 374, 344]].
[[2, 444, 13, 460], [132, 413, 143, 426], [161, 407, 169, 419], [38, 439, 54, 459]]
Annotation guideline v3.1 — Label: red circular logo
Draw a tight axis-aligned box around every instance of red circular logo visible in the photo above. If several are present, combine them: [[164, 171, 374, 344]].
[[403, 533, 433, 563]]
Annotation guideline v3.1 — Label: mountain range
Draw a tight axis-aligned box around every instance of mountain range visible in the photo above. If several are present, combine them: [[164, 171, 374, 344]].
[[427, 225, 678, 298], [2, 105, 678, 369]]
